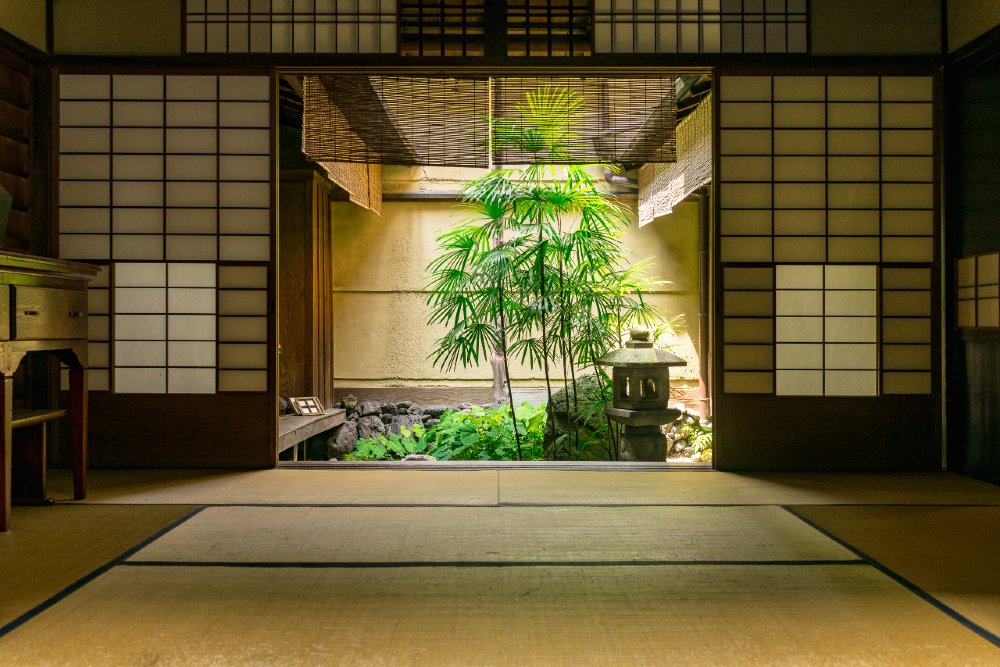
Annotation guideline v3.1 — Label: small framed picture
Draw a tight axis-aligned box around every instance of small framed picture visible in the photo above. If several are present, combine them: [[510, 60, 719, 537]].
[[289, 396, 324, 416]]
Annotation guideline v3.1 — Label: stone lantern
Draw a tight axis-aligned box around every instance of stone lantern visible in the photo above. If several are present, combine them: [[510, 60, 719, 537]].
[[596, 327, 687, 461]]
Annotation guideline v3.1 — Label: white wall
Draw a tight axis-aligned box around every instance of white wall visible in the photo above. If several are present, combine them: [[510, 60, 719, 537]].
[[330, 167, 701, 389], [0, 0, 46, 50], [948, 0, 1000, 51]]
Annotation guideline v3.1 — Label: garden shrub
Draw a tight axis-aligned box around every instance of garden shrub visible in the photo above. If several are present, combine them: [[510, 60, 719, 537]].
[[344, 402, 546, 462]]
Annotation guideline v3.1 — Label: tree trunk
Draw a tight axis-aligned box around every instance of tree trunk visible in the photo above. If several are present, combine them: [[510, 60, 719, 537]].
[[490, 230, 509, 406], [491, 345, 508, 405]]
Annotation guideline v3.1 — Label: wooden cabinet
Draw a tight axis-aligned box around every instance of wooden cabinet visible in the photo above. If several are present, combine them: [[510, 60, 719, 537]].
[[13, 286, 88, 340], [0, 251, 99, 531], [279, 170, 335, 409]]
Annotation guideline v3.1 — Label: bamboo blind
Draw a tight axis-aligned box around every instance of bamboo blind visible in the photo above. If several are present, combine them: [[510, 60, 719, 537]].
[[303, 75, 490, 167], [638, 92, 712, 225], [492, 76, 676, 165], [319, 161, 382, 216], [302, 75, 677, 167]]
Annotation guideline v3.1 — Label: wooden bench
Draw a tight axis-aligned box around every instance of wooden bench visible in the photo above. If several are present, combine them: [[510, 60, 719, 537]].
[[278, 408, 346, 461], [11, 408, 68, 505]]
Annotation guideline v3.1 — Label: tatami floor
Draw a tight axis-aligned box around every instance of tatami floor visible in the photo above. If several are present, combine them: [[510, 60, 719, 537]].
[[2, 468, 1000, 665]]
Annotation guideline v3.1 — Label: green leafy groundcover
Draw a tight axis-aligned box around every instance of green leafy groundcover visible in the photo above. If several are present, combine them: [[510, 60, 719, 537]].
[[344, 403, 547, 461]]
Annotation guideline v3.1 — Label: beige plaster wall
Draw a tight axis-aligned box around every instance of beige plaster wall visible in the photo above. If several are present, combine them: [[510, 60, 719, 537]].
[[948, 0, 1000, 51], [331, 167, 701, 389], [0, 0, 46, 50], [811, 0, 941, 55], [53, 0, 180, 54]]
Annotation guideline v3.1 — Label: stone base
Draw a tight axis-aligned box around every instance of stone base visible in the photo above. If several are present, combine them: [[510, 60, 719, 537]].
[[619, 425, 667, 462]]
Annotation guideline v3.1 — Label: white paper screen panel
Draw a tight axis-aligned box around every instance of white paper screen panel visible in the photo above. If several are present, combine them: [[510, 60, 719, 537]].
[[722, 267, 773, 393], [111, 263, 218, 394], [718, 74, 937, 396], [185, 0, 397, 54], [59, 73, 273, 395], [882, 266, 931, 395], [218, 265, 269, 392], [593, 0, 807, 54], [957, 253, 1000, 329], [772, 265, 878, 396], [59, 74, 272, 265], [63, 265, 112, 392]]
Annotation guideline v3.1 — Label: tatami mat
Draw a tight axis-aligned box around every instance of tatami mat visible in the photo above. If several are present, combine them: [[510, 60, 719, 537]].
[[129, 505, 856, 564], [795, 505, 1000, 641], [499, 470, 1000, 506], [0, 504, 195, 629], [1, 564, 996, 666], [47, 468, 500, 505], [46, 468, 1000, 507]]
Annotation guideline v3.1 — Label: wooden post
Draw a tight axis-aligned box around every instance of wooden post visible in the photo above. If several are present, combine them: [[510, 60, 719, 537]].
[[1, 376, 13, 531], [69, 366, 87, 500]]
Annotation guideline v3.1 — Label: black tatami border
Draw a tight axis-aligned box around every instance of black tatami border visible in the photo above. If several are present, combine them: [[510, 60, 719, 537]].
[[4, 501, 999, 655], [782, 505, 1000, 650], [68, 500, 1000, 508], [120, 558, 866, 568], [0, 505, 209, 639]]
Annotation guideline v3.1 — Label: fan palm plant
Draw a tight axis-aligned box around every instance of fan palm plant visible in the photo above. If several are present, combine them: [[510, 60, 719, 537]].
[[426, 86, 671, 460]]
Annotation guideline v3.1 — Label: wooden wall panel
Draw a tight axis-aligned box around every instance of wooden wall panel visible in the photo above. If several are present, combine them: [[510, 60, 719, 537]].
[[0, 46, 32, 252], [279, 171, 334, 408], [87, 393, 274, 468], [947, 39, 1000, 483], [717, 395, 939, 471]]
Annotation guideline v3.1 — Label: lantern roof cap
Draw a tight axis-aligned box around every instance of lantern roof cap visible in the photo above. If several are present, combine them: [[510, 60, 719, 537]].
[[596, 328, 687, 368]]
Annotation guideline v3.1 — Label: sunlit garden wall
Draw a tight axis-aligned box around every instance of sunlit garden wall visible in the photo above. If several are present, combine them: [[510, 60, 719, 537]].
[[331, 166, 701, 398]]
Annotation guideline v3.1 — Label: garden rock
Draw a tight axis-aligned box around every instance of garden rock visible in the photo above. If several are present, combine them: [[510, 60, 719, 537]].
[[402, 454, 436, 462], [389, 414, 422, 436], [381, 414, 394, 424], [396, 401, 412, 410], [327, 421, 358, 458], [422, 404, 448, 417], [357, 414, 386, 439], [360, 401, 381, 417], [407, 405, 422, 416], [381, 402, 398, 415], [545, 375, 608, 459], [425, 418, 441, 427]]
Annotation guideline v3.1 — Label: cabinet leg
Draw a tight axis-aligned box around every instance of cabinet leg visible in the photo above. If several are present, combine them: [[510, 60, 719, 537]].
[[69, 367, 88, 500], [1, 376, 13, 531]]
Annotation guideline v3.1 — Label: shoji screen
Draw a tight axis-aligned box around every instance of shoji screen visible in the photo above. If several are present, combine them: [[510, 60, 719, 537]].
[[58, 73, 272, 396], [185, 0, 397, 54], [594, 0, 808, 54], [716, 73, 939, 470], [957, 253, 1000, 329]]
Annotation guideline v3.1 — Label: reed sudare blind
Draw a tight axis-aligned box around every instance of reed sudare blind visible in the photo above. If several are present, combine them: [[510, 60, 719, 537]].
[[301, 75, 677, 167]]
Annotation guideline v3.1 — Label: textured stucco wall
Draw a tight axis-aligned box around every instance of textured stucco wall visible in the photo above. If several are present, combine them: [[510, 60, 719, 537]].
[[948, 0, 1000, 51], [0, 0, 46, 50], [331, 167, 701, 388], [53, 0, 180, 54], [811, 0, 941, 55]]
